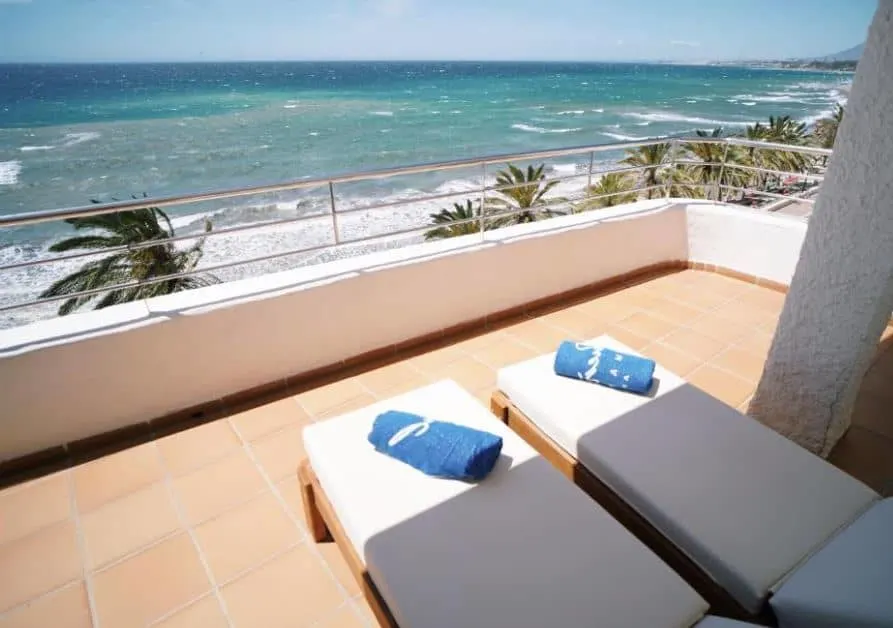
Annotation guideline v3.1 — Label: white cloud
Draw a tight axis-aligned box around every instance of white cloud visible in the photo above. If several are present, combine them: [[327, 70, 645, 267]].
[[670, 40, 701, 47], [616, 39, 624, 46]]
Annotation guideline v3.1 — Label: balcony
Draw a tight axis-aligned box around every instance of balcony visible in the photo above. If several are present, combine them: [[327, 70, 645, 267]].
[[1, 266, 892, 626], [1, 137, 892, 626]]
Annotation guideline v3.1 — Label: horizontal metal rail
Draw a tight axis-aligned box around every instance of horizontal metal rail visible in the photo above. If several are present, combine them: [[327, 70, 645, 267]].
[[678, 136, 833, 157], [0, 138, 665, 229], [0, 135, 829, 316], [718, 185, 818, 204], [673, 159, 826, 182], [3, 135, 824, 230]]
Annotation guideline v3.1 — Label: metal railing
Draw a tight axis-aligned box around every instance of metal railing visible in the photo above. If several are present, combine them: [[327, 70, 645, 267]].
[[0, 136, 832, 320]]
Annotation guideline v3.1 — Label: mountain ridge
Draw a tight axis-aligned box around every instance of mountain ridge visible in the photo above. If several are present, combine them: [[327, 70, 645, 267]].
[[818, 43, 863, 62]]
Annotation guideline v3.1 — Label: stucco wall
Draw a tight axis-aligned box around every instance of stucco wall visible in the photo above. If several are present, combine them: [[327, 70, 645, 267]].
[[0, 200, 808, 461], [686, 202, 807, 285], [751, 0, 893, 456]]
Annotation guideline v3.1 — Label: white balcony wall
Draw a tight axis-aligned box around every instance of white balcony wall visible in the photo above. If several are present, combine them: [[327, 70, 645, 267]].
[[686, 201, 808, 285], [0, 200, 806, 462]]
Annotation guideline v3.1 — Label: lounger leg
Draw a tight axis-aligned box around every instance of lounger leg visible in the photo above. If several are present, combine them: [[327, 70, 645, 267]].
[[490, 390, 510, 423], [297, 459, 331, 542]]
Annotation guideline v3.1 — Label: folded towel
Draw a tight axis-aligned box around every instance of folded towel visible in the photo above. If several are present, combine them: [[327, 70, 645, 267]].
[[554, 340, 655, 394], [368, 410, 503, 481]]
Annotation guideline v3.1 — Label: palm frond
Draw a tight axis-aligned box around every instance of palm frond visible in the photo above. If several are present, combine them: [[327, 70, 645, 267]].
[[41, 204, 216, 315]]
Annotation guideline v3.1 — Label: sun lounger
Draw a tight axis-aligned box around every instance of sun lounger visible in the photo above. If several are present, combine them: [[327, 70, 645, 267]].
[[492, 335, 892, 626], [298, 379, 763, 628]]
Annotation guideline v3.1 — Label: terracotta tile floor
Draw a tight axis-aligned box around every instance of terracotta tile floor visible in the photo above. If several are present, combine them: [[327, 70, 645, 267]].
[[1, 269, 892, 627]]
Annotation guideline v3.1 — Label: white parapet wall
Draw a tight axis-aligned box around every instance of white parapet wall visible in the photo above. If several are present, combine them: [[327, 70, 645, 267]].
[[0, 200, 807, 462], [685, 200, 808, 286]]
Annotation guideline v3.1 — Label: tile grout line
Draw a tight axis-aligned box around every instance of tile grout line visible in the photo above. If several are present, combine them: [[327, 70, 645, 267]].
[[0, 579, 87, 623], [146, 591, 219, 627], [150, 442, 236, 628], [0, 472, 99, 624], [89, 528, 182, 577], [86, 466, 279, 577], [68, 469, 102, 628], [231, 416, 361, 623]]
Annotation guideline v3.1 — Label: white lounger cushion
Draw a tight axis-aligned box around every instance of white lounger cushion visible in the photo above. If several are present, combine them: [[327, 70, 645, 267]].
[[303, 380, 709, 628], [497, 335, 879, 614]]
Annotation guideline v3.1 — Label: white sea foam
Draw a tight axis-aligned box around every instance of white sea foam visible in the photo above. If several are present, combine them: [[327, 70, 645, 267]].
[[799, 107, 836, 127], [635, 121, 650, 126], [168, 210, 225, 230], [556, 110, 585, 115], [550, 163, 585, 175], [308, 132, 320, 136], [591, 108, 604, 113], [20, 145, 55, 152], [0, 161, 22, 186], [742, 94, 797, 103], [61, 132, 101, 147], [794, 81, 841, 91], [601, 132, 649, 141], [742, 102, 757, 106], [369, 111, 394, 116], [511, 123, 582, 134], [687, 100, 698, 104], [622, 111, 747, 127], [283, 104, 299, 109]]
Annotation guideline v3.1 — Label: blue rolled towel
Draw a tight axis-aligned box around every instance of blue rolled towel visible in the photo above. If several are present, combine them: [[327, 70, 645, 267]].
[[368, 411, 503, 481], [554, 340, 655, 394]]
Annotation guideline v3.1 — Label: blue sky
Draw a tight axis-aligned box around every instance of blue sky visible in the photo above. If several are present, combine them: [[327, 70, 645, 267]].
[[0, 0, 877, 63]]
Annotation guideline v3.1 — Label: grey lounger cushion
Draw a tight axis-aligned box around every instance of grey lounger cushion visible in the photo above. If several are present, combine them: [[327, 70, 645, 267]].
[[770, 497, 893, 627], [303, 380, 710, 628], [497, 335, 879, 613]]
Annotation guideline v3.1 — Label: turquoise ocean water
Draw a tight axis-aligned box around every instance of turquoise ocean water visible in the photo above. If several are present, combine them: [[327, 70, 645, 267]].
[[0, 62, 849, 327]]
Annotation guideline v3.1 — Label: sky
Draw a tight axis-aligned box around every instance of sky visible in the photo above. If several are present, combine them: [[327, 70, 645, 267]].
[[0, 0, 877, 63]]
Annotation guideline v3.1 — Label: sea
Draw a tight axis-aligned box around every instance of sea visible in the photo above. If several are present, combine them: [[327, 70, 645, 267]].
[[0, 61, 850, 328]]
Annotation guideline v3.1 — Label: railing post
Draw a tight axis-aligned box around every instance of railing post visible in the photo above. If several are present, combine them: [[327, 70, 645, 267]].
[[479, 162, 488, 239], [665, 139, 677, 199], [716, 141, 730, 202], [587, 151, 594, 190], [328, 181, 340, 244]]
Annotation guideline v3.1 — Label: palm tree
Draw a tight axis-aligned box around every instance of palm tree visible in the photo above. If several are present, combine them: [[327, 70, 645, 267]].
[[575, 173, 637, 211], [813, 103, 845, 150], [742, 121, 772, 192], [739, 116, 812, 193], [622, 143, 669, 199], [765, 115, 808, 145], [764, 115, 811, 175], [39, 200, 218, 315], [664, 164, 705, 199], [424, 199, 494, 240], [486, 163, 566, 223], [684, 128, 747, 200]]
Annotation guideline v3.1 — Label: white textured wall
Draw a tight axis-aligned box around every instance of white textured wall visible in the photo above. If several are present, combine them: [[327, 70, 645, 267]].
[[751, 0, 893, 456], [686, 202, 807, 285]]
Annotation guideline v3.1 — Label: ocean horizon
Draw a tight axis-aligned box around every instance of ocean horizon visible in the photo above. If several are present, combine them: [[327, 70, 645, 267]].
[[0, 61, 849, 328]]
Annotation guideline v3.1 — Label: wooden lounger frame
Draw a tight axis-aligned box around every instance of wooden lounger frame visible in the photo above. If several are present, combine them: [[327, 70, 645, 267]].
[[298, 459, 399, 628], [489, 390, 777, 627]]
